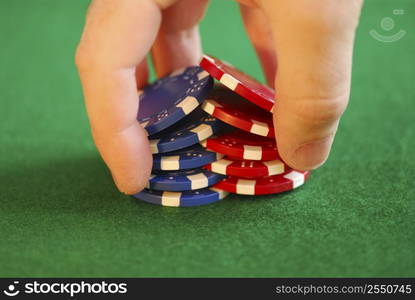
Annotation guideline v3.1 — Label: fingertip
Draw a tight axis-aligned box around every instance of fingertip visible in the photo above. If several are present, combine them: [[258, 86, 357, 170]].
[[104, 127, 153, 196], [112, 167, 152, 195], [279, 136, 334, 171]]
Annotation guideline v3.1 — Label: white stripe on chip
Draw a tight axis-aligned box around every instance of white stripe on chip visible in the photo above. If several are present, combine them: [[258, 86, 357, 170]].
[[176, 96, 199, 115], [190, 124, 213, 141], [202, 99, 223, 115], [236, 179, 255, 195], [150, 139, 160, 154], [250, 119, 269, 136], [211, 159, 232, 174], [220, 74, 240, 90], [187, 173, 209, 190], [160, 155, 180, 170], [283, 171, 305, 188], [161, 191, 181, 207], [210, 187, 229, 199], [243, 145, 262, 160], [263, 160, 284, 175]]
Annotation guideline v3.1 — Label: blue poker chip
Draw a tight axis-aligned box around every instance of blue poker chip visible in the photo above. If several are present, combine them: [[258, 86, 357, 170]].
[[149, 108, 224, 154], [148, 168, 225, 191], [137, 66, 214, 135], [152, 144, 224, 171], [133, 187, 229, 207]]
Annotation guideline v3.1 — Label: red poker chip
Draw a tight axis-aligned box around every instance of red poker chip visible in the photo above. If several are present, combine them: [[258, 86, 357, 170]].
[[213, 170, 311, 195], [202, 84, 274, 137], [200, 55, 275, 112], [204, 156, 286, 178], [200, 130, 279, 161]]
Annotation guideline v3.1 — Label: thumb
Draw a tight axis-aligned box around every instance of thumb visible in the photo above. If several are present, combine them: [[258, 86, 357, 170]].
[[260, 0, 362, 170]]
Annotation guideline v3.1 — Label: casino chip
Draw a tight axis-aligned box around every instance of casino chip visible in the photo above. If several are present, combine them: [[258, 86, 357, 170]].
[[149, 108, 224, 154], [200, 55, 275, 112], [201, 130, 279, 161], [137, 66, 213, 135], [213, 170, 311, 195], [147, 169, 225, 192], [134, 187, 229, 207], [202, 84, 274, 137], [152, 144, 224, 171], [205, 157, 285, 178]]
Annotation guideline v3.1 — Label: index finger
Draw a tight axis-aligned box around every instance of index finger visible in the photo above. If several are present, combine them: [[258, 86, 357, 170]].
[[76, 0, 161, 194]]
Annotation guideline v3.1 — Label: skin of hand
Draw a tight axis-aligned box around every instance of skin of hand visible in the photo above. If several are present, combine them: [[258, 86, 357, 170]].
[[75, 0, 363, 195]]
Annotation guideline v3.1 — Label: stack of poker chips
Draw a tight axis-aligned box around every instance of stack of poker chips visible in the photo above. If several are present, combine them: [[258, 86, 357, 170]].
[[199, 55, 310, 196], [134, 66, 229, 207], [134, 56, 310, 207]]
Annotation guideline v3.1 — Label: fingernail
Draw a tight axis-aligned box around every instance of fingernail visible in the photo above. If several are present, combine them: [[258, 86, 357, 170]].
[[293, 136, 334, 170]]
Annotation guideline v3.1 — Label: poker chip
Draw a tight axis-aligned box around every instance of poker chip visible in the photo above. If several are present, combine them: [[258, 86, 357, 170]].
[[134, 187, 229, 207], [205, 157, 285, 178], [149, 108, 224, 154], [137, 66, 213, 135], [213, 170, 311, 195], [152, 144, 224, 171], [200, 55, 275, 112], [201, 130, 279, 161], [147, 169, 225, 192], [202, 84, 274, 137]]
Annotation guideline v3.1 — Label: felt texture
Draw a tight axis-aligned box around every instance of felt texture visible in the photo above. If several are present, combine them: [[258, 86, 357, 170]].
[[0, 0, 414, 277]]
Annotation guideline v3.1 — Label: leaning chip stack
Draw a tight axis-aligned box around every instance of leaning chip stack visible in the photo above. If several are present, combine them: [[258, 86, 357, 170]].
[[133, 57, 311, 207], [199, 55, 311, 196], [134, 66, 229, 207]]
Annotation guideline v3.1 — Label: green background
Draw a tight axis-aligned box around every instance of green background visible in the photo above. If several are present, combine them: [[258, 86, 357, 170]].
[[1, 0, 414, 277]]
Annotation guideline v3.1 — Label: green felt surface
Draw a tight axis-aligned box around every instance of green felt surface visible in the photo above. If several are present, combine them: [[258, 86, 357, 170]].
[[1, 0, 414, 277]]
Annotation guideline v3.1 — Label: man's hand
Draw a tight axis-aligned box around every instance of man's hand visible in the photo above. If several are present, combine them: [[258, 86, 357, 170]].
[[76, 0, 208, 194], [75, 0, 362, 195]]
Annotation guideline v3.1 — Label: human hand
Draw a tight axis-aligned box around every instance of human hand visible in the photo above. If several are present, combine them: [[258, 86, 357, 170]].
[[76, 0, 209, 194], [76, 0, 363, 195]]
